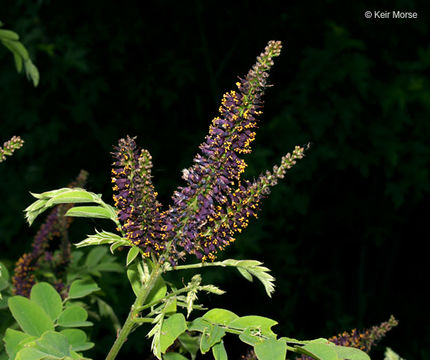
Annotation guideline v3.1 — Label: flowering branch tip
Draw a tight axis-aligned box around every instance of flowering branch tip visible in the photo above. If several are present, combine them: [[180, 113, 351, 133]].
[[110, 41, 303, 265]]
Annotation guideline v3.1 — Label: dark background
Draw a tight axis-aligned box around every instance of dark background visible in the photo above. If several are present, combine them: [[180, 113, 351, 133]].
[[1, 1, 429, 359]]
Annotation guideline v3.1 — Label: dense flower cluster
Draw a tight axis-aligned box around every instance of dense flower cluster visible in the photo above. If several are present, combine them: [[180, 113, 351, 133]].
[[327, 315, 398, 352], [111, 41, 305, 263], [12, 170, 88, 297], [164, 40, 286, 261], [12, 254, 36, 297], [296, 316, 399, 360], [111, 137, 165, 256], [0, 135, 24, 163], [185, 145, 305, 262]]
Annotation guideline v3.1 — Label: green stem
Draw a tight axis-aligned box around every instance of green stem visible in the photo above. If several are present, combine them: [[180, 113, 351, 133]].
[[105, 261, 162, 360], [132, 317, 155, 324], [137, 283, 196, 312]]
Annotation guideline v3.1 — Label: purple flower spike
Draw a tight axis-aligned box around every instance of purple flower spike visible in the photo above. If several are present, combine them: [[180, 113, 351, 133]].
[[164, 41, 285, 261], [12, 253, 36, 297], [12, 170, 88, 297], [297, 316, 399, 359], [111, 136, 166, 256], [110, 41, 305, 264]]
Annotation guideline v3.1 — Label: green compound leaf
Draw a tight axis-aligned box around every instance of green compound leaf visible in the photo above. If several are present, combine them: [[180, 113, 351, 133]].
[[0, 261, 10, 281], [161, 296, 177, 315], [200, 325, 226, 354], [160, 313, 187, 353], [220, 259, 275, 297], [74, 230, 129, 248], [25, 188, 105, 225], [8, 296, 54, 336], [148, 313, 164, 359], [0, 295, 8, 309], [85, 247, 108, 268], [186, 293, 198, 318], [147, 274, 167, 305], [24, 197, 47, 211], [93, 261, 123, 273], [178, 332, 200, 360], [29, 188, 70, 200], [45, 188, 96, 206], [0, 261, 10, 294], [0, 29, 20, 40], [188, 317, 212, 333], [285, 337, 328, 345], [202, 308, 239, 326], [110, 242, 125, 253], [212, 340, 228, 360], [70, 251, 85, 266], [163, 353, 189, 360], [3, 328, 36, 360], [185, 275, 201, 318], [60, 329, 95, 352], [228, 316, 278, 338], [1, 39, 29, 60], [15, 347, 48, 360], [334, 346, 370, 360], [237, 267, 253, 281], [13, 331, 75, 360], [24, 59, 39, 87], [96, 297, 121, 332], [126, 246, 140, 266], [34, 331, 71, 358], [384, 347, 404, 360], [57, 305, 93, 327], [24, 200, 49, 226], [127, 262, 142, 296], [66, 206, 112, 219], [297, 342, 338, 360], [30, 282, 63, 322], [254, 338, 287, 360], [199, 284, 225, 295], [13, 51, 23, 73], [239, 328, 266, 346], [68, 279, 100, 299], [1, 24, 40, 87]]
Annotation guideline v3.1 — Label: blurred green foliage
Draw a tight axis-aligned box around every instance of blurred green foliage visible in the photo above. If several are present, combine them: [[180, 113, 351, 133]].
[[1, 1, 429, 358], [0, 20, 39, 87]]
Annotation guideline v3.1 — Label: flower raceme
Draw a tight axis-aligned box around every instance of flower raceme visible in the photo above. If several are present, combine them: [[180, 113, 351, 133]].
[[296, 316, 399, 360], [13, 170, 88, 297], [0, 135, 24, 163], [111, 40, 305, 264], [329, 315, 398, 353], [111, 137, 166, 257]]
